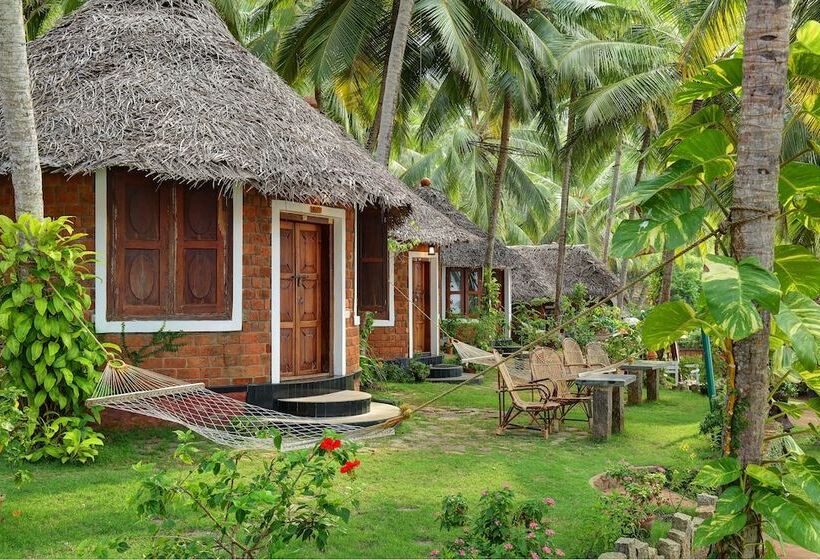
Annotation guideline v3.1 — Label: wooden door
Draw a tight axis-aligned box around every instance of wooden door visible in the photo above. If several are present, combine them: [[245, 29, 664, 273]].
[[280, 220, 325, 378], [412, 260, 431, 354]]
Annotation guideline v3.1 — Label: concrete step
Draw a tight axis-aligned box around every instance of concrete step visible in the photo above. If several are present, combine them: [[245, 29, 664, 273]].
[[426, 373, 482, 385], [428, 364, 464, 379], [278, 390, 371, 418], [315, 402, 402, 427]]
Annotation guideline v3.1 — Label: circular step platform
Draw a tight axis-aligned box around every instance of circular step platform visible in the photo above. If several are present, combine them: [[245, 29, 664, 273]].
[[428, 364, 464, 379], [278, 390, 371, 418]]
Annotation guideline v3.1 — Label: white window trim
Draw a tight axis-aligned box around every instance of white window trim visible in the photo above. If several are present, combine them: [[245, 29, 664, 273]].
[[93, 168, 244, 334], [408, 252, 440, 357], [353, 210, 395, 327], [271, 201, 347, 383], [441, 265, 512, 337]]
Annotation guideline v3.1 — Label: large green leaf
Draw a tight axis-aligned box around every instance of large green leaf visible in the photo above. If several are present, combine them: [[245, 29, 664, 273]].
[[774, 245, 820, 298], [790, 20, 820, 81], [655, 106, 727, 148], [752, 489, 820, 554], [779, 162, 820, 218], [611, 190, 706, 258], [619, 161, 700, 208], [715, 486, 749, 515], [702, 255, 781, 340], [800, 370, 820, 394], [641, 301, 704, 351], [746, 465, 783, 489], [783, 456, 820, 507], [670, 129, 735, 183], [676, 58, 743, 103], [694, 457, 742, 486], [774, 292, 820, 370], [693, 512, 748, 547]]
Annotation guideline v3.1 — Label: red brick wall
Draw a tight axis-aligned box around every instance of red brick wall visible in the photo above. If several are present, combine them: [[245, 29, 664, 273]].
[[367, 252, 410, 360], [0, 173, 361, 388]]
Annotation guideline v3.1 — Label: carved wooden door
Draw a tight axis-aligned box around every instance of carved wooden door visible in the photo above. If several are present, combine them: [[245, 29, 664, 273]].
[[412, 260, 431, 354], [280, 220, 324, 378]]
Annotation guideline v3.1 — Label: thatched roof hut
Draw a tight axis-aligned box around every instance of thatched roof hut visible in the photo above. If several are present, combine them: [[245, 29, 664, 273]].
[[391, 188, 468, 246], [397, 187, 522, 268], [509, 244, 619, 302], [0, 0, 413, 209]]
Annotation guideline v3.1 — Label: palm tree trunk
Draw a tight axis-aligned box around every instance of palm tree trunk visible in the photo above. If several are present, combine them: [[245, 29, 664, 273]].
[[373, 0, 414, 166], [617, 128, 651, 308], [0, 0, 43, 219], [484, 96, 512, 271], [601, 137, 623, 264], [553, 89, 577, 320], [367, 0, 401, 152], [725, 1, 789, 555], [659, 249, 674, 305], [730, 0, 789, 465]]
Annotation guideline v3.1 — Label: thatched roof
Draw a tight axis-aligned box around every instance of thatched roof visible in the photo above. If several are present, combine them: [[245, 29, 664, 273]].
[[510, 244, 619, 302], [0, 0, 413, 208], [396, 187, 522, 268], [391, 188, 469, 246]]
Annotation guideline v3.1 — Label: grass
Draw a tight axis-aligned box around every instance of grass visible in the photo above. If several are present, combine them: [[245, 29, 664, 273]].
[[0, 378, 738, 558]]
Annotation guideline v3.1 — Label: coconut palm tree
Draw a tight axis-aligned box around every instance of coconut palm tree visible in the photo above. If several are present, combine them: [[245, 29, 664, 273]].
[[1, 0, 43, 218]]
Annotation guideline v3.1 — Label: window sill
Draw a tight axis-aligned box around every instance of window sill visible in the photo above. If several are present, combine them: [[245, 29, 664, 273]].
[[95, 316, 243, 334]]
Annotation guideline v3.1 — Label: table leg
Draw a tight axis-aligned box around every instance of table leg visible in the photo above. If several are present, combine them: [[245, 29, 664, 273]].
[[611, 386, 624, 433], [646, 369, 659, 401], [627, 371, 644, 405], [592, 386, 613, 440]]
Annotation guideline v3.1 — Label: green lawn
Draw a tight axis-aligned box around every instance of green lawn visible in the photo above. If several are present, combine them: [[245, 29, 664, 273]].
[[0, 379, 725, 558]]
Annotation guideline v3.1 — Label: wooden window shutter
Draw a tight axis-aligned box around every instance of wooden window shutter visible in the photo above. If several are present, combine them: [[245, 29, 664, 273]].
[[357, 206, 389, 319], [174, 186, 232, 317], [108, 169, 171, 320]]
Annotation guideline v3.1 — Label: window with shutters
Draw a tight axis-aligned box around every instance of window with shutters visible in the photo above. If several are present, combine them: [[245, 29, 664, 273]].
[[356, 206, 390, 320], [106, 169, 233, 321], [446, 268, 505, 318]]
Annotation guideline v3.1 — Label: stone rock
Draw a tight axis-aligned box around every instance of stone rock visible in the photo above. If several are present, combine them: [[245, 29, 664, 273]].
[[696, 493, 718, 507], [598, 554, 627, 559], [637, 545, 658, 559], [667, 528, 690, 559], [633, 540, 650, 559], [615, 538, 649, 559], [695, 505, 714, 519], [657, 537, 682, 559], [692, 518, 708, 558]]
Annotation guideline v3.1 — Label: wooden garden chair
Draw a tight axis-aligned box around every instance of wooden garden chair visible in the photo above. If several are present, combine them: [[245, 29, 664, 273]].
[[585, 341, 612, 368], [530, 347, 592, 427], [493, 351, 560, 438], [561, 337, 590, 375]]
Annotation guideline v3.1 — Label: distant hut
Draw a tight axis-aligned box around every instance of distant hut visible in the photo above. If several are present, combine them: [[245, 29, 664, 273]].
[[509, 244, 619, 304], [0, 0, 427, 425]]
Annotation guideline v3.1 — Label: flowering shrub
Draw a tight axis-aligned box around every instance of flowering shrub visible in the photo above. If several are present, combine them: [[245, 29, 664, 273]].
[[131, 431, 360, 558], [433, 487, 563, 559]]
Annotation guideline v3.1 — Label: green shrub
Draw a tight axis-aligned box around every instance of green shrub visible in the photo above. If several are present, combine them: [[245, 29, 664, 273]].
[[132, 431, 359, 558], [407, 358, 431, 382], [381, 361, 414, 383], [0, 215, 109, 462]]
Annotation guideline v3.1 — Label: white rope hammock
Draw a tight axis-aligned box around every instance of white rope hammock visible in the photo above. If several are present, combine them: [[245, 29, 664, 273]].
[[88, 362, 394, 451]]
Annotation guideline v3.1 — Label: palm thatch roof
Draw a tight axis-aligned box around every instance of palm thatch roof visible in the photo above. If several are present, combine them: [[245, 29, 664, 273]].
[[509, 244, 619, 303], [395, 187, 522, 268], [390, 188, 469, 246], [0, 0, 413, 208]]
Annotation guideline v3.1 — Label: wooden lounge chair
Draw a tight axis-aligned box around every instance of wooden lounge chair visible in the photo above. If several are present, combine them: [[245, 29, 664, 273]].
[[530, 347, 592, 426], [585, 341, 612, 368], [494, 351, 560, 438], [561, 337, 590, 375]]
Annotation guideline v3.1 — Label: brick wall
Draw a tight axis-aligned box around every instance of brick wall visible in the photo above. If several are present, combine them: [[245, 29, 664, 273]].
[[367, 252, 410, 360], [0, 173, 361, 388]]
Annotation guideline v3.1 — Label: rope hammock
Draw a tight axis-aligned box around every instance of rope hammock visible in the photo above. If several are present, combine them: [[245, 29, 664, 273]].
[[87, 361, 398, 451]]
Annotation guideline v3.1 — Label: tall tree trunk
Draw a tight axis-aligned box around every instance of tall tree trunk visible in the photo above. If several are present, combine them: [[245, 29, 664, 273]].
[[659, 249, 674, 303], [553, 89, 577, 320], [729, 0, 789, 466], [367, 0, 401, 152], [601, 137, 623, 264], [0, 0, 43, 219], [484, 96, 512, 271], [373, 0, 414, 166], [617, 128, 651, 308]]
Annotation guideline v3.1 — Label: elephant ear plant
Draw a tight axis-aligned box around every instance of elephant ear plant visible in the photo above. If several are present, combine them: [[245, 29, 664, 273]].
[[0, 214, 111, 463]]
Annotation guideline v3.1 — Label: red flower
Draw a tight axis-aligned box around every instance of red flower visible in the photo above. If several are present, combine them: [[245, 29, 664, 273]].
[[319, 437, 342, 452], [340, 459, 361, 474]]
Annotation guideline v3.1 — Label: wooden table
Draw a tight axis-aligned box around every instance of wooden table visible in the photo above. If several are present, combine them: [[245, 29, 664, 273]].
[[574, 373, 636, 440], [618, 360, 676, 404]]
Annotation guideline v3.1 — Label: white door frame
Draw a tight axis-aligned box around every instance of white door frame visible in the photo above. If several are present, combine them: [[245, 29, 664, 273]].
[[271, 201, 346, 383], [407, 251, 440, 357]]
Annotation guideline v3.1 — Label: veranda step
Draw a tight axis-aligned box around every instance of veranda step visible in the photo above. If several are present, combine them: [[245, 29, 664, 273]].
[[314, 402, 402, 427], [426, 373, 482, 385], [278, 390, 371, 418], [428, 364, 464, 379], [415, 354, 444, 366]]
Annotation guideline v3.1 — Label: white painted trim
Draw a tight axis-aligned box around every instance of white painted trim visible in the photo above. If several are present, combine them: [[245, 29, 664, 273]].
[[371, 251, 396, 327], [271, 201, 347, 383], [352, 210, 360, 326], [408, 252, 440, 357], [93, 168, 244, 333]]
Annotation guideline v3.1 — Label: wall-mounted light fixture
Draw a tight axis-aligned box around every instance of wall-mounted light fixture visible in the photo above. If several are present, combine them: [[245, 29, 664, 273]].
[[428, 246, 436, 255]]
